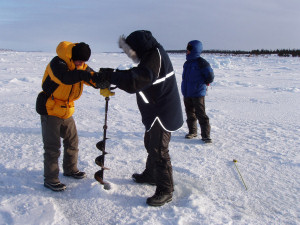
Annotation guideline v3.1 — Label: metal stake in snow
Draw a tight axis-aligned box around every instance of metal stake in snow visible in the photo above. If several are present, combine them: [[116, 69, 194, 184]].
[[94, 97, 111, 190], [233, 159, 248, 190]]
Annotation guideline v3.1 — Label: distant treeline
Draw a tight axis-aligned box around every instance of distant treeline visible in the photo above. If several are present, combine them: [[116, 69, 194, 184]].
[[167, 49, 300, 57], [1, 48, 299, 57], [0, 48, 13, 51]]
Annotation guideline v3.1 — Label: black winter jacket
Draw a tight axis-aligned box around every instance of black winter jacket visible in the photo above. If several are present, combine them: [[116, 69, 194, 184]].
[[110, 30, 183, 131]]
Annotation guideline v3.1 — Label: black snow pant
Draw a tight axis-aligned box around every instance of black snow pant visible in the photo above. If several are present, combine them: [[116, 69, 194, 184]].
[[184, 96, 211, 139], [41, 115, 79, 183], [143, 121, 174, 194]]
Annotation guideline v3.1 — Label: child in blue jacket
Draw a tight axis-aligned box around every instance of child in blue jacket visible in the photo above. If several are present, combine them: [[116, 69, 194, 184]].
[[181, 40, 214, 143]]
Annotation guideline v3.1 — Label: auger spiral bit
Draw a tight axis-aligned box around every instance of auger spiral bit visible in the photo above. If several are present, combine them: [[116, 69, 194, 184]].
[[94, 170, 111, 190], [96, 139, 108, 151], [95, 154, 107, 167], [94, 97, 111, 190]]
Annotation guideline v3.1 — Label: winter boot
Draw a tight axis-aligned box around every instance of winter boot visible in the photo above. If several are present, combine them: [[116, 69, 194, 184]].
[[146, 191, 173, 206], [132, 173, 156, 185], [185, 120, 197, 139], [63, 171, 86, 179], [185, 133, 197, 139], [44, 182, 66, 192], [201, 137, 212, 144]]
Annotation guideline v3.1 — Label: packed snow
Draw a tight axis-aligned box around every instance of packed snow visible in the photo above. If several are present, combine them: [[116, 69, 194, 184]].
[[0, 51, 299, 225]]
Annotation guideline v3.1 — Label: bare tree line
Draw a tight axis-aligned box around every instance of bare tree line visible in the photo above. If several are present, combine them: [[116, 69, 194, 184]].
[[167, 49, 300, 57]]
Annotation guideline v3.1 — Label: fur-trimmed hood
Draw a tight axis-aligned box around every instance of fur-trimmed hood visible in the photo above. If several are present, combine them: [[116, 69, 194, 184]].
[[118, 35, 140, 63], [119, 30, 160, 62]]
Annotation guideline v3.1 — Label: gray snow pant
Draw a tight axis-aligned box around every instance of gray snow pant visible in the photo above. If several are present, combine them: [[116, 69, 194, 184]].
[[41, 115, 79, 183], [184, 96, 211, 139], [143, 121, 174, 193]]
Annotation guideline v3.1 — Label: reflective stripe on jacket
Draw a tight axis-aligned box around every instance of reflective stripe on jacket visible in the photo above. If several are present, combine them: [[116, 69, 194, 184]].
[[110, 46, 183, 131]]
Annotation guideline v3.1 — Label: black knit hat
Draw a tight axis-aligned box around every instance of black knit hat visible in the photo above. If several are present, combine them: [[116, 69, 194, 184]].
[[72, 42, 91, 61]]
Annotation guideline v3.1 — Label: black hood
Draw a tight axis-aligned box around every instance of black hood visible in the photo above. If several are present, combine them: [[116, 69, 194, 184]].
[[125, 30, 160, 59]]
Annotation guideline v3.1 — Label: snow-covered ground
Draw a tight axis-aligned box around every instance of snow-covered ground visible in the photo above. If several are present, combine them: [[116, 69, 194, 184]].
[[0, 51, 299, 225]]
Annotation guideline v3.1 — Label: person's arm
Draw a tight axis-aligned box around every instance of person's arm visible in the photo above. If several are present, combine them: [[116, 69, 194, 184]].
[[198, 57, 214, 84], [95, 49, 160, 93], [50, 56, 92, 84], [204, 66, 214, 84], [109, 66, 154, 93]]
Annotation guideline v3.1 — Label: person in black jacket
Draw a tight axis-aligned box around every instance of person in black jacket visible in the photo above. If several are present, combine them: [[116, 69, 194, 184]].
[[181, 40, 214, 143], [93, 30, 183, 206]]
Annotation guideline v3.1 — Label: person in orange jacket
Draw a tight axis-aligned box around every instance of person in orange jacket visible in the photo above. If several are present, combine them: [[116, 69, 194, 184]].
[[36, 41, 109, 191]]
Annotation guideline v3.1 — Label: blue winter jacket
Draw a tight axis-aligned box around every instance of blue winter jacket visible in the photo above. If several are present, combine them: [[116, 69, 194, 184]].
[[181, 40, 214, 97]]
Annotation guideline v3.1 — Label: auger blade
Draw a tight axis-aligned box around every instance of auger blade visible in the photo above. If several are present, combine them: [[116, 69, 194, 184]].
[[96, 138, 109, 151], [96, 141, 105, 151], [94, 170, 111, 190], [95, 155, 108, 167], [94, 170, 104, 182]]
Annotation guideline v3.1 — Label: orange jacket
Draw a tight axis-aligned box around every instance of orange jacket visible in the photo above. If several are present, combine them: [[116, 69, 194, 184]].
[[36, 41, 95, 119]]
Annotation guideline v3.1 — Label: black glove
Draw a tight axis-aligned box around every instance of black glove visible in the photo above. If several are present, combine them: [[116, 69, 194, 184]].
[[92, 72, 110, 89], [80, 72, 92, 83]]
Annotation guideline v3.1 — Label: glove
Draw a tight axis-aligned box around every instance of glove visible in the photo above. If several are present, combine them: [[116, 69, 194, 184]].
[[100, 88, 115, 97], [91, 72, 110, 89], [79, 72, 92, 83]]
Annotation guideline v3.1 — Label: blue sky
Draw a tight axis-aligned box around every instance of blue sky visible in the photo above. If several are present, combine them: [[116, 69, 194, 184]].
[[1, 0, 299, 52]]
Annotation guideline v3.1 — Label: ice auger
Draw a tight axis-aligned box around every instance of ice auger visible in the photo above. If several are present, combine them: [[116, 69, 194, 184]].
[[94, 96, 111, 190]]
